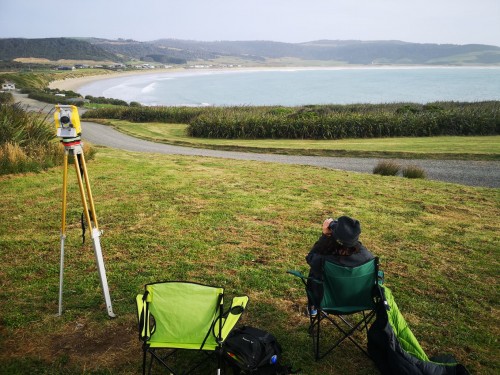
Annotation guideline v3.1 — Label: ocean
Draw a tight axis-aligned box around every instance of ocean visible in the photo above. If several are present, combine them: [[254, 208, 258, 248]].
[[78, 67, 500, 106]]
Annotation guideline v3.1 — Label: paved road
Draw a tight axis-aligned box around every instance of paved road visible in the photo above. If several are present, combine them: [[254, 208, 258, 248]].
[[12, 93, 499, 188], [81, 121, 500, 188]]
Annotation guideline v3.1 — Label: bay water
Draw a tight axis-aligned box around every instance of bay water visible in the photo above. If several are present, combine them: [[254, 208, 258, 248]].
[[78, 67, 500, 106]]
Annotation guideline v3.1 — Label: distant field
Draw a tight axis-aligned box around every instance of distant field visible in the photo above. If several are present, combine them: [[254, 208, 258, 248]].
[[13, 57, 118, 65], [93, 119, 500, 160]]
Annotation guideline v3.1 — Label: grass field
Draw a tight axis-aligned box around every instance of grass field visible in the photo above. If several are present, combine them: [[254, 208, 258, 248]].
[[1, 147, 498, 374], [92, 119, 500, 160]]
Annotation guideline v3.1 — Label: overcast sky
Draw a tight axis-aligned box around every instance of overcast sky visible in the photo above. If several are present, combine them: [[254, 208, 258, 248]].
[[1, 0, 499, 46]]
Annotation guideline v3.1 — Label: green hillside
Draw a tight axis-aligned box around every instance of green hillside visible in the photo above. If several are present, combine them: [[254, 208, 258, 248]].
[[1, 37, 499, 66], [0, 37, 119, 62]]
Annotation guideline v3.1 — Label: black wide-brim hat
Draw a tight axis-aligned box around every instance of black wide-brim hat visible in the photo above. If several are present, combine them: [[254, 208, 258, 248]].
[[332, 216, 361, 247]]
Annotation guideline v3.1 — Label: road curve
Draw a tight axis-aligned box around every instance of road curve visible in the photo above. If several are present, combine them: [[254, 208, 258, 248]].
[[12, 92, 498, 187], [81, 122, 500, 188]]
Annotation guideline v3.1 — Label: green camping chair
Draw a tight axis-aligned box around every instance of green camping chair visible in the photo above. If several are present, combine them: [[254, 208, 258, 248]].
[[288, 257, 382, 360], [136, 281, 249, 375]]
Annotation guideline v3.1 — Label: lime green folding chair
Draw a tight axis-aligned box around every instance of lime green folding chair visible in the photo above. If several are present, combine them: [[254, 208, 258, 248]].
[[288, 257, 382, 360], [136, 281, 248, 375]]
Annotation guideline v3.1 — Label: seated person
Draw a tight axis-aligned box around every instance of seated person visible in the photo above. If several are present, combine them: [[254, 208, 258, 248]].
[[306, 215, 374, 316]]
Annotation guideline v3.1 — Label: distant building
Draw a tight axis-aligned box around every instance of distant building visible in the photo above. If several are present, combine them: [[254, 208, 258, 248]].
[[107, 63, 126, 69], [1, 82, 16, 90], [56, 66, 75, 71]]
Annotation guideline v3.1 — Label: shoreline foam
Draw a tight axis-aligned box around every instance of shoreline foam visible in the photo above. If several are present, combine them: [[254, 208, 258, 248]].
[[48, 68, 186, 92], [49, 65, 481, 93]]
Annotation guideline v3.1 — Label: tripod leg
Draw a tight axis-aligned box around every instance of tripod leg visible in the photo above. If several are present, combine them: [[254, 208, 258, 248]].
[[78, 152, 99, 229], [58, 151, 69, 316], [74, 154, 116, 318], [91, 226, 116, 317]]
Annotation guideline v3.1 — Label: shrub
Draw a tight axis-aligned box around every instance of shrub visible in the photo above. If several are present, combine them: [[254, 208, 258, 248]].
[[84, 95, 129, 106], [0, 92, 14, 105], [0, 102, 95, 175], [373, 161, 401, 176], [402, 165, 427, 179], [0, 141, 64, 174], [27, 90, 86, 106]]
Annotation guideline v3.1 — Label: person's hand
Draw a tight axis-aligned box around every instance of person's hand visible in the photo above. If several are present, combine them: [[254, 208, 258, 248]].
[[322, 218, 334, 236]]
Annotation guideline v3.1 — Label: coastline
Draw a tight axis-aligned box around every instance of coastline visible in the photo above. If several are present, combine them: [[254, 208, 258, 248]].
[[48, 66, 340, 92], [48, 65, 480, 93], [49, 65, 500, 106], [48, 68, 185, 92]]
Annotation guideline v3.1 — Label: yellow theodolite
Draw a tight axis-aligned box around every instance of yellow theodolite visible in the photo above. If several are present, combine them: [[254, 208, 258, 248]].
[[55, 105, 115, 318]]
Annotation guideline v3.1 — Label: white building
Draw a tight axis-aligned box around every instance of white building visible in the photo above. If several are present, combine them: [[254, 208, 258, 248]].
[[1, 82, 16, 90]]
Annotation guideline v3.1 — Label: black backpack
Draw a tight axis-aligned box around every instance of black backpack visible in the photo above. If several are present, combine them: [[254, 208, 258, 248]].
[[223, 326, 298, 374]]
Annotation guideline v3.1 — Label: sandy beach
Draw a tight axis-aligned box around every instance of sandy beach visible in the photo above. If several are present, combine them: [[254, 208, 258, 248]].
[[47, 66, 384, 93], [47, 67, 282, 92], [48, 68, 187, 92]]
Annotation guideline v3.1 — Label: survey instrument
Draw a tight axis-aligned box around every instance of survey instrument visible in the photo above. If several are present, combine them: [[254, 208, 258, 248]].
[[55, 105, 116, 318]]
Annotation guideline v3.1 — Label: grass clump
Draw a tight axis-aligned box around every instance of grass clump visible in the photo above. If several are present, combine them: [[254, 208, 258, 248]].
[[0, 92, 14, 105], [402, 165, 427, 179], [373, 160, 401, 176]]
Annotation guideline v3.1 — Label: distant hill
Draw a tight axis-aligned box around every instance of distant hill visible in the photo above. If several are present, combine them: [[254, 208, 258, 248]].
[[1, 37, 500, 66], [148, 39, 500, 65], [0, 38, 119, 62]]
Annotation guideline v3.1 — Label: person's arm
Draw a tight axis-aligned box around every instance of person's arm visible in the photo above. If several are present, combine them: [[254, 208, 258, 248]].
[[306, 250, 323, 278], [306, 218, 335, 271], [322, 218, 334, 236]]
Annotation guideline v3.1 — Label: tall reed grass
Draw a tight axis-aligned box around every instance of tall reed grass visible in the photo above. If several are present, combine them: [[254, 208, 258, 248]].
[[0, 103, 95, 174], [82, 101, 500, 140]]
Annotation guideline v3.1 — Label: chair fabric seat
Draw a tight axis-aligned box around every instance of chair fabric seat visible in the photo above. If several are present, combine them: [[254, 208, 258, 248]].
[[288, 257, 381, 361], [136, 281, 248, 374]]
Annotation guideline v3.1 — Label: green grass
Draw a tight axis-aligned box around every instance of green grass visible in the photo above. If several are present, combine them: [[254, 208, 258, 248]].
[[1, 147, 498, 374], [93, 119, 500, 160]]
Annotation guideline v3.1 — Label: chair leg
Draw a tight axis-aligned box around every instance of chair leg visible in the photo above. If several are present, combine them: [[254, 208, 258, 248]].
[[311, 312, 321, 361], [314, 312, 374, 360], [217, 346, 222, 375], [142, 344, 147, 375], [148, 349, 154, 375]]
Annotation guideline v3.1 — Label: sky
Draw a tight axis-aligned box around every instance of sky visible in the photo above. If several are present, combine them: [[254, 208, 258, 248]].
[[1, 0, 499, 46]]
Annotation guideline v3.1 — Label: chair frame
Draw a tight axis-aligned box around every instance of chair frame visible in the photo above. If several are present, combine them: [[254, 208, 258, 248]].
[[289, 257, 381, 361], [136, 281, 248, 375]]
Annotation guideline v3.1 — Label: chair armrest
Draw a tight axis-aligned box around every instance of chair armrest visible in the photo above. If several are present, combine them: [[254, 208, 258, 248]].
[[287, 270, 307, 279], [287, 270, 322, 284], [378, 270, 385, 285], [136, 294, 147, 340], [220, 295, 249, 342]]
